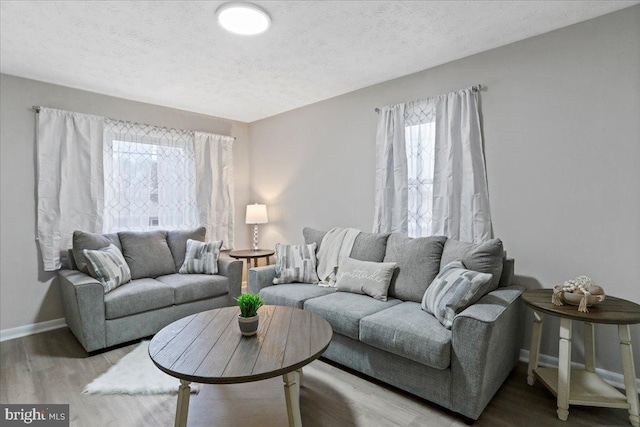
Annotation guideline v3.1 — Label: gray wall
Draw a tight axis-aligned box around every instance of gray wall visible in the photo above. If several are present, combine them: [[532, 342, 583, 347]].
[[249, 7, 640, 375], [0, 74, 252, 330]]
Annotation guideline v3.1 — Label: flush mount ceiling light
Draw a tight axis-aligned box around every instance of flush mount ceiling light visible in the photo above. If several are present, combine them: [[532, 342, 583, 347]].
[[216, 2, 271, 35]]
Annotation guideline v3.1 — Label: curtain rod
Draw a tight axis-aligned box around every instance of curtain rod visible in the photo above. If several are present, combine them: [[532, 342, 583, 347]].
[[31, 106, 237, 140], [374, 84, 482, 113]]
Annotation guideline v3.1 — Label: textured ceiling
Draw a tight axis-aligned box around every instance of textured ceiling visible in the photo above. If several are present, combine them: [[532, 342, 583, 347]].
[[1, 1, 637, 122]]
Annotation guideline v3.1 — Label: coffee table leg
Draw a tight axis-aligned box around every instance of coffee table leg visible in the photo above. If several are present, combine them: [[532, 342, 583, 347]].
[[175, 379, 191, 427], [527, 311, 543, 386], [557, 317, 572, 421], [619, 325, 640, 427], [283, 372, 302, 427]]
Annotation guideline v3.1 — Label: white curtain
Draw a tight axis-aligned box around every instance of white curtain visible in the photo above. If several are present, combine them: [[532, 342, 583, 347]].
[[102, 120, 198, 232], [194, 132, 235, 249], [37, 108, 105, 270], [373, 104, 408, 234], [431, 88, 492, 243], [373, 87, 492, 243]]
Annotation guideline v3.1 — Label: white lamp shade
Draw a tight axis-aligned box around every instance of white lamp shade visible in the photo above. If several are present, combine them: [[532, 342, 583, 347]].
[[246, 204, 268, 224]]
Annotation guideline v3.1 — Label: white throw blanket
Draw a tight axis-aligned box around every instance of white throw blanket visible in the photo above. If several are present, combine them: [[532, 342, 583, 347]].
[[316, 227, 361, 287]]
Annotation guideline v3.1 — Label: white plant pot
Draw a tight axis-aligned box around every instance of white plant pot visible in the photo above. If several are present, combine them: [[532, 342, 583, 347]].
[[238, 314, 259, 336]]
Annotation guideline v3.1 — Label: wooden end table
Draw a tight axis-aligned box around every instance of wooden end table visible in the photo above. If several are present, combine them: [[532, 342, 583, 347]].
[[228, 249, 275, 282], [149, 305, 333, 427], [523, 289, 640, 426]]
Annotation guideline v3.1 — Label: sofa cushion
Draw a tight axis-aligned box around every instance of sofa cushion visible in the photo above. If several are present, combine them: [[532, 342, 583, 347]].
[[157, 273, 228, 304], [303, 292, 402, 340], [118, 230, 177, 279], [83, 244, 131, 293], [302, 227, 326, 252], [104, 278, 174, 319], [422, 261, 494, 329], [303, 227, 390, 262], [383, 234, 447, 303], [350, 232, 391, 262], [440, 238, 504, 291], [360, 301, 452, 369], [273, 243, 319, 284], [167, 227, 207, 271], [72, 230, 122, 274], [179, 239, 222, 275], [336, 257, 396, 301], [260, 284, 335, 309]]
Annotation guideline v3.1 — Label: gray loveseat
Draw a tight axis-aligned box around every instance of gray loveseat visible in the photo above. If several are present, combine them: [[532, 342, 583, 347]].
[[59, 228, 242, 353], [249, 227, 524, 422]]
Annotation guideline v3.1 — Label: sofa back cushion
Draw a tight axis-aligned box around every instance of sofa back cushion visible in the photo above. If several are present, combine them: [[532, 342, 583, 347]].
[[167, 227, 207, 271], [383, 234, 447, 303], [118, 230, 176, 279], [72, 231, 122, 274], [439, 238, 504, 291], [302, 227, 390, 263]]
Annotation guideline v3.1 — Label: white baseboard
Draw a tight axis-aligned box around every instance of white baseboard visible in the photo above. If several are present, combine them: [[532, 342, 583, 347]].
[[520, 349, 640, 390], [0, 318, 67, 342]]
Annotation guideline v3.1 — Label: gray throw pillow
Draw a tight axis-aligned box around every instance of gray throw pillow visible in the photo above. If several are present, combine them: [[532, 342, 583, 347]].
[[83, 244, 131, 293], [422, 261, 493, 329], [167, 227, 207, 271], [383, 234, 447, 303], [335, 257, 397, 301], [118, 230, 176, 279], [179, 239, 222, 275], [440, 238, 504, 291], [72, 230, 122, 274], [273, 243, 319, 284]]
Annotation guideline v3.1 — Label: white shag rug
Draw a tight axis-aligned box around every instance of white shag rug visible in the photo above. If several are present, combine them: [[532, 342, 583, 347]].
[[83, 341, 201, 395]]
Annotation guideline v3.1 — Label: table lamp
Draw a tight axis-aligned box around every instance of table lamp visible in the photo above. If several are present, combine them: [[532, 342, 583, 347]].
[[246, 204, 268, 251]]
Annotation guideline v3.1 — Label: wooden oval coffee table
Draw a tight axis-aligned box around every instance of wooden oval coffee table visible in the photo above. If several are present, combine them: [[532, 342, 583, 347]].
[[149, 305, 333, 427]]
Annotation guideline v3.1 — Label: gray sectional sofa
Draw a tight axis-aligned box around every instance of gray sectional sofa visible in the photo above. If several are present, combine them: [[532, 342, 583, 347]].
[[249, 228, 524, 421], [59, 228, 242, 352]]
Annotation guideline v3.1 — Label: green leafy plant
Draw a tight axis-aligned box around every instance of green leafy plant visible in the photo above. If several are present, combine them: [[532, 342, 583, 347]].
[[236, 293, 264, 318]]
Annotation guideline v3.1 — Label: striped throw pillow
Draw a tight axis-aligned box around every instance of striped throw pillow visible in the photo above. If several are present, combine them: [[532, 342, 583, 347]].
[[421, 261, 493, 329], [179, 239, 222, 275], [83, 244, 132, 293], [273, 243, 319, 284]]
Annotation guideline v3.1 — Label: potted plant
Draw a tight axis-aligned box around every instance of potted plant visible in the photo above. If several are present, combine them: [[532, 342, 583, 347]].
[[236, 293, 264, 336]]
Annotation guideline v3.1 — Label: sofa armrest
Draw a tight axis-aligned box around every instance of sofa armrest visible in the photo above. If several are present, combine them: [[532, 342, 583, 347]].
[[450, 285, 525, 420], [217, 258, 243, 301], [248, 265, 277, 294], [58, 269, 107, 352]]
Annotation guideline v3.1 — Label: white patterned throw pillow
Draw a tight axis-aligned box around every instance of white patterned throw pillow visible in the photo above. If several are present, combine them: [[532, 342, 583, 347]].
[[273, 243, 319, 284], [179, 239, 222, 275], [421, 261, 493, 329], [83, 244, 132, 293], [335, 257, 397, 301]]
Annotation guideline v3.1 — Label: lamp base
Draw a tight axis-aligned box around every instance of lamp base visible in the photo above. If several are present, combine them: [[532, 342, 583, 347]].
[[252, 224, 259, 251]]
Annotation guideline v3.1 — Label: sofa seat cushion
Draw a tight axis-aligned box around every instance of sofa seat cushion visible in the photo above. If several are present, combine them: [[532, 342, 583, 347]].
[[104, 278, 174, 320], [157, 273, 228, 304], [259, 284, 335, 309], [303, 292, 402, 340], [360, 302, 452, 369]]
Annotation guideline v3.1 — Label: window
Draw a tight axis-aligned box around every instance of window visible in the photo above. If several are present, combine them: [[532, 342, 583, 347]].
[[103, 122, 198, 233], [405, 120, 435, 238]]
